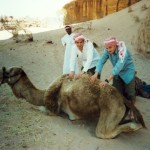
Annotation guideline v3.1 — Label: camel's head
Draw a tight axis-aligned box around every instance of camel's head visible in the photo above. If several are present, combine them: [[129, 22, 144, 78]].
[[0, 67, 24, 86]]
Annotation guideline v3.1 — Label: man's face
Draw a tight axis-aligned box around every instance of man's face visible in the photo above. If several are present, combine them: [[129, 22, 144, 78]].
[[75, 39, 84, 50], [106, 45, 117, 54], [65, 28, 72, 35]]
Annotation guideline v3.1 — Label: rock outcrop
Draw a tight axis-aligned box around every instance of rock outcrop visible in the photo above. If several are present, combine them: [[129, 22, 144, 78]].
[[63, 0, 140, 24]]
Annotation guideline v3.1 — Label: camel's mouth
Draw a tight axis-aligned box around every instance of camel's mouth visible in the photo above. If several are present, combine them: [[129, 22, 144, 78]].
[[0, 68, 4, 85]]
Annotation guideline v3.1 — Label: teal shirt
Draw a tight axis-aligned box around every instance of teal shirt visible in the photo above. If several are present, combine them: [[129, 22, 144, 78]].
[[96, 48, 135, 84]]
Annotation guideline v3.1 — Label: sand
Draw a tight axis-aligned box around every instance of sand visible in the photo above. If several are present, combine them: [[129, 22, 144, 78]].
[[0, 0, 150, 149]]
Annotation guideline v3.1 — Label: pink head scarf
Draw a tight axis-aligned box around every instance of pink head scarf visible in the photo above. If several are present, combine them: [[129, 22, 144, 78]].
[[73, 33, 86, 42], [104, 36, 127, 63], [104, 36, 118, 48]]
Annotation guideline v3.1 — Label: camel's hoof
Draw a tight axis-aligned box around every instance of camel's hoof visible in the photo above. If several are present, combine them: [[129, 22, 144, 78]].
[[129, 122, 142, 132]]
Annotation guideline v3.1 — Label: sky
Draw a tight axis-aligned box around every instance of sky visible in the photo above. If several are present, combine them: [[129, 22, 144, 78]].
[[0, 0, 72, 19]]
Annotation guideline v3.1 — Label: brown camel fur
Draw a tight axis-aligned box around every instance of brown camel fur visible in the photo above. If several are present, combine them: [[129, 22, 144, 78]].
[[44, 74, 146, 139], [0, 67, 146, 139]]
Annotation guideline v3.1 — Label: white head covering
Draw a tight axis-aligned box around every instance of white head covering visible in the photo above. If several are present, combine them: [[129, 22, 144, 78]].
[[104, 36, 118, 47], [104, 36, 127, 63], [73, 33, 86, 42]]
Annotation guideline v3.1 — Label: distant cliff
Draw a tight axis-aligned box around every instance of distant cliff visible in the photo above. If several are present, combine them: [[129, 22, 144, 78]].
[[63, 0, 141, 25]]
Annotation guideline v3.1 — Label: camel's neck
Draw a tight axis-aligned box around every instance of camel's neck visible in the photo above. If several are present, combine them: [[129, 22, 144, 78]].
[[11, 75, 45, 106]]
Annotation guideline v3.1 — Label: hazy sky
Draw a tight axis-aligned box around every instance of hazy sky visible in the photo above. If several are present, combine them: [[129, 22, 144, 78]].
[[0, 0, 72, 19]]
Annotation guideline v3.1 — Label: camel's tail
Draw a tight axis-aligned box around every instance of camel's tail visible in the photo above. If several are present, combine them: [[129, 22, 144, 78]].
[[124, 99, 147, 129]]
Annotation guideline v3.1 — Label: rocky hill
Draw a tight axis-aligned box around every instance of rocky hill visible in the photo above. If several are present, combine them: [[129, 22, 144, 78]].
[[63, 0, 141, 24]]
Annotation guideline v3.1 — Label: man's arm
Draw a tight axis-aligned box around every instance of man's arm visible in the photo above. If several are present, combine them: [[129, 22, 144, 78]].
[[90, 49, 108, 83]]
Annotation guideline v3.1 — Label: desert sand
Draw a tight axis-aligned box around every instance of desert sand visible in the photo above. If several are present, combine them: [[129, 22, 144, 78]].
[[0, 0, 150, 150]]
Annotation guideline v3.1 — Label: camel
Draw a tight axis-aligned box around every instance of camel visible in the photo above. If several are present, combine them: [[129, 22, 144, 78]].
[[0, 66, 146, 139]]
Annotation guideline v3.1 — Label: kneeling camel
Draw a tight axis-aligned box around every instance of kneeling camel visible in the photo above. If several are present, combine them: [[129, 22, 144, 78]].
[[0, 66, 146, 139]]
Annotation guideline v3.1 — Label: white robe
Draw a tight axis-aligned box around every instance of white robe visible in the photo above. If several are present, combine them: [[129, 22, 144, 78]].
[[70, 41, 100, 72], [61, 33, 79, 74]]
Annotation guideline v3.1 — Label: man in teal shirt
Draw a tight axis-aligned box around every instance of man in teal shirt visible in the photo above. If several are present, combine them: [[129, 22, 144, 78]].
[[90, 37, 136, 106]]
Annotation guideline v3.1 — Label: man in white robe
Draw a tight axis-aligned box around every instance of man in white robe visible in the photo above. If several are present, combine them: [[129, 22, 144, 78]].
[[61, 26, 79, 74], [69, 33, 100, 79]]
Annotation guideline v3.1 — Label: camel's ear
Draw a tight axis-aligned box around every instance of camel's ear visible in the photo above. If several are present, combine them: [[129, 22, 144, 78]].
[[20, 66, 25, 74], [2, 67, 6, 72]]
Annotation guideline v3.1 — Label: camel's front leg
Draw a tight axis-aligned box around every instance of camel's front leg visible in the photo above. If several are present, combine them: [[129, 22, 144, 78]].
[[44, 75, 66, 115], [44, 94, 59, 115], [30, 105, 57, 116], [61, 100, 80, 120]]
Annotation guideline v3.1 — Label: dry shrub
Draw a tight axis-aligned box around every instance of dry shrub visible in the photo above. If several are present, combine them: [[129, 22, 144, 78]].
[[12, 29, 19, 38], [133, 15, 140, 23], [141, 4, 148, 11], [0, 16, 33, 42], [73, 21, 92, 32], [128, 7, 133, 13]]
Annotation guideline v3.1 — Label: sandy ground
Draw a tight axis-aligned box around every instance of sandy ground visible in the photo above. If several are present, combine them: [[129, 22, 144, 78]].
[[0, 0, 150, 149]]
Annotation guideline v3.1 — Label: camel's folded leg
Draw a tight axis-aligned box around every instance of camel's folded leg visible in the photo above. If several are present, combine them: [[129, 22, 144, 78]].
[[95, 106, 143, 139], [61, 99, 80, 120], [31, 105, 47, 112], [95, 105, 125, 139], [30, 105, 57, 116]]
